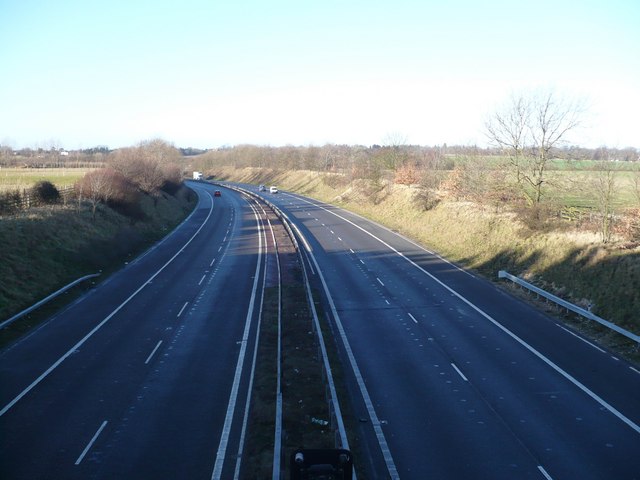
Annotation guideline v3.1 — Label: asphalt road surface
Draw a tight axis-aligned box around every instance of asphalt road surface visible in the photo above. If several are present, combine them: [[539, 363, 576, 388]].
[[2, 180, 639, 479], [250, 184, 640, 480], [0, 182, 266, 479]]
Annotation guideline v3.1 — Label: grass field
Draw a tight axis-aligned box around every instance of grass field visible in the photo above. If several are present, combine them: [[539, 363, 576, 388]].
[[545, 170, 639, 209], [0, 167, 94, 191]]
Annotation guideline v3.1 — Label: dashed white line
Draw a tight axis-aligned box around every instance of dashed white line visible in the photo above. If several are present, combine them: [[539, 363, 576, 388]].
[[330, 230, 335, 235], [349, 248, 355, 254], [408, 313, 418, 324], [451, 363, 468, 381], [198, 274, 207, 285], [537, 465, 554, 480], [0, 191, 217, 418], [385, 299, 390, 305], [360, 259, 365, 265], [75, 420, 108, 465], [210, 257, 216, 267], [338, 237, 342, 241], [287, 194, 640, 435], [218, 246, 223, 252], [145, 340, 163, 364], [177, 301, 189, 317], [376, 277, 384, 287], [630, 366, 640, 375]]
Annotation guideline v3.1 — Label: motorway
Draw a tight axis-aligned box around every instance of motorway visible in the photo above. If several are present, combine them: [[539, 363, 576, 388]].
[[248, 185, 640, 479], [2, 180, 639, 479], [0, 181, 267, 479]]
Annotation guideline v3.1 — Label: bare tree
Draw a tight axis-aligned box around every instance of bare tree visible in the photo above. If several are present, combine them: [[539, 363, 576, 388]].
[[382, 132, 408, 171], [592, 160, 619, 243], [486, 90, 584, 205], [633, 164, 640, 206], [78, 168, 119, 219]]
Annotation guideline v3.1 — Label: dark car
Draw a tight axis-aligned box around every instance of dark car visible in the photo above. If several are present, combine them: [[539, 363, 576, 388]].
[[214, 190, 221, 197]]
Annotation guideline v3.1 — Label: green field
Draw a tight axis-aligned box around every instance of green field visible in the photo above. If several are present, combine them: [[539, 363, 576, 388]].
[[0, 167, 94, 191]]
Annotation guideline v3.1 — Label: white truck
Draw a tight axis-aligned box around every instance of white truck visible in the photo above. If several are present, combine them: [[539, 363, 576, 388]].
[[193, 171, 203, 180]]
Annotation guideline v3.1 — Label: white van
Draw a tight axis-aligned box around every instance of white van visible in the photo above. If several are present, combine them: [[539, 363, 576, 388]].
[[269, 186, 278, 194]]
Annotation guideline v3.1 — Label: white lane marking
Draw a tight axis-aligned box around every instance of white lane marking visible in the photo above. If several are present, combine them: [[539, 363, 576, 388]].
[[557, 324, 605, 353], [210, 257, 216, 267], [211, 202, 264, 479], [198, 274, 207, 286], [377, 277, 384, 287], [218, 246, 223, 252], [360, 259, 365, 265], [144, 341, 163, 365], [330, 229, 335, 235], [233, 207, 270, 480], [537, 465, 554, 480], [408, 313, 418, 324], [177, 302, 189, 317], [75, 420, 108, 465], [338, 237, 342, 241], [630, 366, 640, 375], [286, 193, 640, 435], [298, 225, 399, 478], [385, 299, 390, 305], [451, 363, 468, 381], [291, 222, 312, 253], [349, 248, 355, 254], [0, 192, 217, 418]]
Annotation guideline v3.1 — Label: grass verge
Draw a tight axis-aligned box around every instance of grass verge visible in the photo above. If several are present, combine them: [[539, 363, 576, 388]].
[[211, 167, 639, 362], [0, 185, 197, 347]]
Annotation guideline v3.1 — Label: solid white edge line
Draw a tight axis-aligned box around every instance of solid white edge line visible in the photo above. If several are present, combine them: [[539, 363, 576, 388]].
[[285, 193, 640, 436], [302, 229, 399, 478], [557, 324, 606, 353], [211, 202, 263, 480], [144, 340, 163, 365], [451, 363, 468, 382], [1, 190, 217, 418], [233, 203, 269, 480], [75, 420, 108, 465], [177, 301, 189, 318], [537, 465, 554, 480], [408, 313, 418, 324]]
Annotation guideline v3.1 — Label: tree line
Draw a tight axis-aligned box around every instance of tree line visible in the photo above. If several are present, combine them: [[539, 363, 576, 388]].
[[0, 140, 187, 220]]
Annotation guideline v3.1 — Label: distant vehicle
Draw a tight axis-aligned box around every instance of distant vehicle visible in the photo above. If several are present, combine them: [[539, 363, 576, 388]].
[[214, 190, 221, 197], [259, 184, 266, 192], [269, 186, 278, 194], [193, 171, 203, 180]]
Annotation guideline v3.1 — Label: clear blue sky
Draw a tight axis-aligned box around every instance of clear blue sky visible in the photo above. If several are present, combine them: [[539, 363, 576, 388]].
[[1, 0, 638, 149]]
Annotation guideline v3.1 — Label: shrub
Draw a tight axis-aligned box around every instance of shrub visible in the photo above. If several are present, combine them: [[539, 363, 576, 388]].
[[32, 181, 60, 204]]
